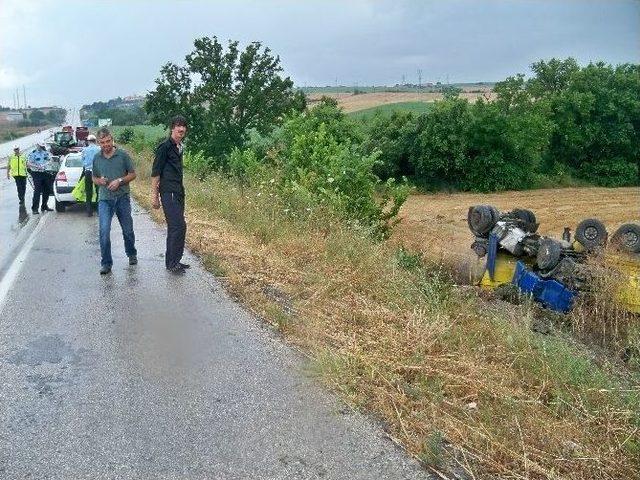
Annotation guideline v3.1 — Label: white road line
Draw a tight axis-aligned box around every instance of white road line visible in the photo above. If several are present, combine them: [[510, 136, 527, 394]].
[[0, 213, 50, 314]]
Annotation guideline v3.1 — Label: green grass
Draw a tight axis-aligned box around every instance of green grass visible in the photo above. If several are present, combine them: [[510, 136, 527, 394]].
[[348, 101, 434, 120], [109, 124, 166, 139]]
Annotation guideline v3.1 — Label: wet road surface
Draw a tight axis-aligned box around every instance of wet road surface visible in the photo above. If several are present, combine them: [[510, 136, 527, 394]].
[[0, 201, 431, 479], [0, 129, 56, 270]]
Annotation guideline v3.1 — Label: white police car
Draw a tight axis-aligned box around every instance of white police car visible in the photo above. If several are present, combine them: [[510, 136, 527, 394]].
[[53, 152, 85, 212]]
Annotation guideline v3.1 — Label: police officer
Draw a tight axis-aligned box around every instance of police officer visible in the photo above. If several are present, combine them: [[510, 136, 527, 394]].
[[27, 143, 54, 214], [6, 145, 28, 206]]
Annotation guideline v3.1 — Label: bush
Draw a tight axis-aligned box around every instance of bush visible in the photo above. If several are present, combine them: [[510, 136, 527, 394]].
[[183, 150, 213, 180], [360, 111, 417, 180], [117, 127, 135, 144], [227, 100, 409, 236]]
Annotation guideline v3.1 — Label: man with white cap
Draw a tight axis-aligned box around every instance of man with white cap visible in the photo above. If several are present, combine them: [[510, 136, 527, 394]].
[[6, 145, 28, 205], [27, 142, 53, 214], [81, 134, 100, 216]]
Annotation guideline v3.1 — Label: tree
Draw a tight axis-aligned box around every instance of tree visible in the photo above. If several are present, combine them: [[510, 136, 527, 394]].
[[361, 111, 418, 180], [145, 36, 306, 163], [526, 58, 580, 98], [46, 109, 66, 124], [411, 98, 471, 188], [29, 109, 46, 126], [544, 62, 640, 185]]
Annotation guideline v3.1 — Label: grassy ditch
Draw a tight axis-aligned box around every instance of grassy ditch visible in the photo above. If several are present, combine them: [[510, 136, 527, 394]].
[[128, 146, 639, 479]]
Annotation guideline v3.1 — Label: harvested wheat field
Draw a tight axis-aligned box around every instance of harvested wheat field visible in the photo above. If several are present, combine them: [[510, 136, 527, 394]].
[[307, 91, 495, 112], [393, 186, 640, 274]]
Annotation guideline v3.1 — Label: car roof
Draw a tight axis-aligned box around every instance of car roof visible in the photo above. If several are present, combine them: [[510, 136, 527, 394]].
[[63, 152, 83, 163]]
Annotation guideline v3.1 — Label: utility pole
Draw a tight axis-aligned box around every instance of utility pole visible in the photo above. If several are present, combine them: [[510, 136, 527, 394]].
[[23, 85, 27, 109], [417, 69, 423, 89]]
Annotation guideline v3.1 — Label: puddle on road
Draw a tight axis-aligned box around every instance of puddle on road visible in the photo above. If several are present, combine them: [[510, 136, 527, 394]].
[[7, 334, 90, 367], [6, 335, 95, 398]]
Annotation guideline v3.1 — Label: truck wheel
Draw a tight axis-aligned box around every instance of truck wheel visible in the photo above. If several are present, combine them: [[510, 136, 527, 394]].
[[467, 205, 498, 237], [611, 223, 640, 253], [575, 218, 608, 250], [512, 208, 538, 233], [537, 238, 562, 270], [55, 200, 66, 212]]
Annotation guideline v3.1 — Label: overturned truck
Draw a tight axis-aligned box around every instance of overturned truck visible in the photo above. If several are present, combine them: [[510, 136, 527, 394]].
[[467, 205, 640, 313]]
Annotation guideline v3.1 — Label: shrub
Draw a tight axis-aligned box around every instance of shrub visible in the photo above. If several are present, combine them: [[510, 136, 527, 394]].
[[360, 111, 418, 180], [183, 150, 213, 180], [117, 127, 135, 144]]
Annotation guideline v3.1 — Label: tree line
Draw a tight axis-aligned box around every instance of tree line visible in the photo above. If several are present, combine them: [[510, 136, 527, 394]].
[[145, 40, 639, 192]]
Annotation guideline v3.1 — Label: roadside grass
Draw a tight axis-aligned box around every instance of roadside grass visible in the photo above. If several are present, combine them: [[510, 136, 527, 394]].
[[130, 147, 640, 479], [348, 101, 434, 120], [109, 124, 166, 139]]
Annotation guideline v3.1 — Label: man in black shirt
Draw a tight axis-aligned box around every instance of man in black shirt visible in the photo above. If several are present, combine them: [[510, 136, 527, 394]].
[[151, 116, 189, 275]]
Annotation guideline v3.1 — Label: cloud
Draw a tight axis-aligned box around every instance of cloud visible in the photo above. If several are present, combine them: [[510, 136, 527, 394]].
[[0, 67, 39, 89]]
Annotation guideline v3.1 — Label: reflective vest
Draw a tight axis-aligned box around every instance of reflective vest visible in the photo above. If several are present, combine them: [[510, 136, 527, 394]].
[[8, 153, 27, 177]]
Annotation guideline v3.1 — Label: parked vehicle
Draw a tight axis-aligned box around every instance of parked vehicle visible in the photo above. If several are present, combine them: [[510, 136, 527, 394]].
[[75, 126, 89, 145], [53, 152, 85, 212]]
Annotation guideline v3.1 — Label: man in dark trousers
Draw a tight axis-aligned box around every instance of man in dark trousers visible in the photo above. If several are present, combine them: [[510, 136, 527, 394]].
[[6, 146, 28, 205], [151, 116, 189, 275], [27, 143, 53, 214]]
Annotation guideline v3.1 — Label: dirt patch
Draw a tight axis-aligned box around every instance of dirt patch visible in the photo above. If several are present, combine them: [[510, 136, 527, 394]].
[[307, 91, 496, 113]]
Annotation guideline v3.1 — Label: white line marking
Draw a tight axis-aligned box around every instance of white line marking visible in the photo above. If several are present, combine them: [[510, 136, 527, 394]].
[[0, 213, 49, 314]]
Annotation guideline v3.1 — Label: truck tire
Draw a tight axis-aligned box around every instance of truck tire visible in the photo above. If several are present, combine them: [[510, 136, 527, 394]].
[[611, 223, 640, 254], [55, 200, 66, 212], [537, 238, 562, 270], [575, 218, 608, 251], [512, 208, 538, 233], [467, 205, 498, 237]]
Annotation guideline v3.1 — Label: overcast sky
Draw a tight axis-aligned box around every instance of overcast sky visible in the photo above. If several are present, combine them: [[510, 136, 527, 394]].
[[1, 0, 638, 110]]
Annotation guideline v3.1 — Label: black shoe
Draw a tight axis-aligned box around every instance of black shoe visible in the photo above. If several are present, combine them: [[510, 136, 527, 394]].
[[32, 209, 39, 215], [87, 211, 93, 217], [167, 265, 185, 275], [129, 255, 138, 265], [42, 206, 53, 212], [100, 265, 112, 275], [178, 262, 190, 269]]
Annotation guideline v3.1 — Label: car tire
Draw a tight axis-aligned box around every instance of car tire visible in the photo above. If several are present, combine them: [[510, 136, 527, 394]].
[[575, 218, 608, 250], [512, 208, 538, 233], [55, 200, 66, 212], [611, 223, 640, 254], [537, 238, 562, 270], [467, 205, 498, 237]]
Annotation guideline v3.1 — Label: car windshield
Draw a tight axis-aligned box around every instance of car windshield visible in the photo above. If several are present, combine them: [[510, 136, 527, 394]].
[[55, 132, 73, 143], [64, 155, 84, 168]]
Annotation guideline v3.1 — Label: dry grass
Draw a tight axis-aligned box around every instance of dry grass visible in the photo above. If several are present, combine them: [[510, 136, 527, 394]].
[[307, 91, 496, 113], [130, 150, 640, 479]]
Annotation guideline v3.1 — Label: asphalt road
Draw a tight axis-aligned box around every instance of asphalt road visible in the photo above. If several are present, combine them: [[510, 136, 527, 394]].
[[0, 199, 432, 479]]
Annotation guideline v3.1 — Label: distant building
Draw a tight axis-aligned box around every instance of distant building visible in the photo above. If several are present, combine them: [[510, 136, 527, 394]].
[[4, 111, 24, 122]]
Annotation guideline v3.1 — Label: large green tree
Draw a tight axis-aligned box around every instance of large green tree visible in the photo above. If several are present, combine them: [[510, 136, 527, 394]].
[[145, 36, 306, 163]]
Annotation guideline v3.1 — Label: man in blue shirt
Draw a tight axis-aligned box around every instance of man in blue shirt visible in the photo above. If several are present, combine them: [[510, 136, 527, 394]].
[[81, 134, 100, 216], [27, 143, 53, 214]]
